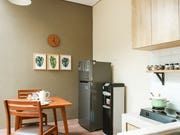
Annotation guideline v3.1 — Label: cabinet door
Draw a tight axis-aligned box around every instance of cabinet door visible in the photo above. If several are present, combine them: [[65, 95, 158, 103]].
[[126, 123, 139, 131], [132, 0, 152, 48], [152, 0, 179, 44]]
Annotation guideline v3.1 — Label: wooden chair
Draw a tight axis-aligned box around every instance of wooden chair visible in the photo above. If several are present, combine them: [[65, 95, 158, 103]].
[[18, 89, 41, 99], [18, 89, 48, 125], [4, 99, 58, 135]]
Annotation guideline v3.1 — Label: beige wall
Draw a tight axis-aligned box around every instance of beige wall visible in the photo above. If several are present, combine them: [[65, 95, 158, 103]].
[[0, 0, 92, 128], [93, 0, 151, 113]]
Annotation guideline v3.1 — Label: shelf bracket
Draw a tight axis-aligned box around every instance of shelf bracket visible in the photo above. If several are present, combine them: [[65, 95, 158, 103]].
[[154, 72, 165, 85]]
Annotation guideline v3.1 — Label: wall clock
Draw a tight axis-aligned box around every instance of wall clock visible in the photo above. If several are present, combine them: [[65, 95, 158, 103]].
[[47, 34, 60, 47]]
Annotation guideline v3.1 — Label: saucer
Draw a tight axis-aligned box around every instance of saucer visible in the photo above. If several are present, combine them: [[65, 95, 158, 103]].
[[41, 99, 52, 105], [41, 101, 50, 105]]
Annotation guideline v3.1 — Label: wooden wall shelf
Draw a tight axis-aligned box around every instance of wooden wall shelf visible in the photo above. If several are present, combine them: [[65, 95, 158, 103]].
[[147, 70, 180, 85], [147, 70, 180, 73]]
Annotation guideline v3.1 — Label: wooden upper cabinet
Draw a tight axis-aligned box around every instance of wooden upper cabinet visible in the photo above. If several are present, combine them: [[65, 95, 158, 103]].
[[152, 0, 179, 44], [132, 0, 152, 48], [132, 0, 180, 50]]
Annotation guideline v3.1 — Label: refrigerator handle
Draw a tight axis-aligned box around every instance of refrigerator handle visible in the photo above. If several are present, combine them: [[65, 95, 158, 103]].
[[92, 60, 96, 65], [90, 83, 96, 110]]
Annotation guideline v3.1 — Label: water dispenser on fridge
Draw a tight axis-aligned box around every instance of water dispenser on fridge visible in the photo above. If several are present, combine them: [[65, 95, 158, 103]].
[[102, 83, 125, 135]]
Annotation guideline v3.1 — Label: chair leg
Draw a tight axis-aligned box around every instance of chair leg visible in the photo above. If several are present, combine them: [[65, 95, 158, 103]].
[[53, 126, 58, 135], [44, 115, 48, 125], [51, 130, 58, 135], [55, 129, 58, 135]]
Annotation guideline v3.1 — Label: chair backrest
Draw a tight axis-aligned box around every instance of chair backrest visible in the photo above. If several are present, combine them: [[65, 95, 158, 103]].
[[18, 89, 41, 99], [4, 100, 43, 135]]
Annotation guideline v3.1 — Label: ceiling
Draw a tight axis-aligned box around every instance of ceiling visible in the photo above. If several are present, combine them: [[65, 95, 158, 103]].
[[64, 0, 100, 6]]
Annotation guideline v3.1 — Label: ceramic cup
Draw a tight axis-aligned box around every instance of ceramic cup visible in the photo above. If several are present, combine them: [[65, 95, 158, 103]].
[[106, 98, 110, 105], [38, 90, 50, 104]]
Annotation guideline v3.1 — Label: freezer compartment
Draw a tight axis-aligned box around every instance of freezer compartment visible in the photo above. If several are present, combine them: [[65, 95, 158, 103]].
[[78, 60, 93, 81], [78, 60, 112, 82], [79, 71, 92, 82]]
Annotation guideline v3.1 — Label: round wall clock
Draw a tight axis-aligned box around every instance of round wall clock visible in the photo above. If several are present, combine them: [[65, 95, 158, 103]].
[[47, 34, 60, 47]]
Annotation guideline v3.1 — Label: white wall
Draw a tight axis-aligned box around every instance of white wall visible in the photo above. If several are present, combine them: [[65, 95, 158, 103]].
[[0, 0, 92, 128], [93, 0, 180, 113], [150, 47, 180, 111], [93, 0, 152, 113]]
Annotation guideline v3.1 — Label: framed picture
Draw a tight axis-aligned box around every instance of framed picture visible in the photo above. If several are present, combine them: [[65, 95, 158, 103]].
[[47, 54, 59, 70], [60, 55, 71, 70], [33, 53, 46, 70]]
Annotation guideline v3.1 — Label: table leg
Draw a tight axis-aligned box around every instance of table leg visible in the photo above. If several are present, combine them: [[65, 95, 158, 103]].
[[61, 106, 69, 135], [53, 108, 58, 133]]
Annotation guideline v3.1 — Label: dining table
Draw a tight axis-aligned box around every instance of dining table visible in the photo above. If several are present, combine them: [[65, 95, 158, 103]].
[[15, 96, 72, 135]]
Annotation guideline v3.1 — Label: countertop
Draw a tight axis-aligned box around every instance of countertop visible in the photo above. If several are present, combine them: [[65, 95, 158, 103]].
[[121, 113, 162, 131], [119, 113, 180, 135]]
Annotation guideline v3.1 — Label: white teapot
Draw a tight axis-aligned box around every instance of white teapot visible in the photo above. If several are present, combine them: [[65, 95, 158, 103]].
[[38, 90, 50, 104]]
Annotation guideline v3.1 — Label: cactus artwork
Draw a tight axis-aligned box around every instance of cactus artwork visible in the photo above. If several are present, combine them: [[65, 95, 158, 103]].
[[33, 53, 46, 70], [50, 56, 57, 68], [62, 57, 69, 67], [47, 54, 59, 70], [35, 56, 44, 67], [60, 55, 71, 70]]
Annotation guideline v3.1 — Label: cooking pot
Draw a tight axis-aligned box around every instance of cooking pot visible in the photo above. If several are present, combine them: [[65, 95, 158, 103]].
[[150, 97, 169, 108]]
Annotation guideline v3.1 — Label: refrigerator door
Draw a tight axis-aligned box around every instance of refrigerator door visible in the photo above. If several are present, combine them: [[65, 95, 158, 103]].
[[79, 82, 91, 129], [79, 82, 103, 131], [90, 82, 103, 131]]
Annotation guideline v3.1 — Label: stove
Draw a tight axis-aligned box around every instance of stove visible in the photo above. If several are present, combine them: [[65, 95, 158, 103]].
[[152, 107, 165, 112], [140, 108, 177, 123]]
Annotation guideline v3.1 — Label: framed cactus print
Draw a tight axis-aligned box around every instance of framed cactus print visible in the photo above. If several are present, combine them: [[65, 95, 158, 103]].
[[33, 53, 46, 70], [60, 55, 71, 70], [47, 54, 59, 70]]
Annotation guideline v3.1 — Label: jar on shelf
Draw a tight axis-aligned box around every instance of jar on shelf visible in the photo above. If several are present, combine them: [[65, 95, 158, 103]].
[[174, 63, 180, 70], [165, 64, 171, 70], [160, 65, 165, 70], [147, 65, 153, 71], [157, 65, 165, 70], [169, 63, 174, 70], [152, 65, 159, 70]]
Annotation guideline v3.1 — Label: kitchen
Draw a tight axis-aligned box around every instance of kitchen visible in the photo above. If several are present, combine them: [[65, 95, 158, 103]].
[[95, 0, 180, 134], [1, 0, 180, 135]]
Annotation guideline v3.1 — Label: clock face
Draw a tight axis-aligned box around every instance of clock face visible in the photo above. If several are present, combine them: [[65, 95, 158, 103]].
[[47, 34, 60, 47]]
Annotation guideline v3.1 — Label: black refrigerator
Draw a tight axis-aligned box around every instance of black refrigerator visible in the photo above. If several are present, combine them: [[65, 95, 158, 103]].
[[78, 60, 112, 131]]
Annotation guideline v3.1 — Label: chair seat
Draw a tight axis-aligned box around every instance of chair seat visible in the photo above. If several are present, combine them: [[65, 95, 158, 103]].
[[14, 125, 53, 135], [22, 112, 47, 119], [21, 112, 47, 125]]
